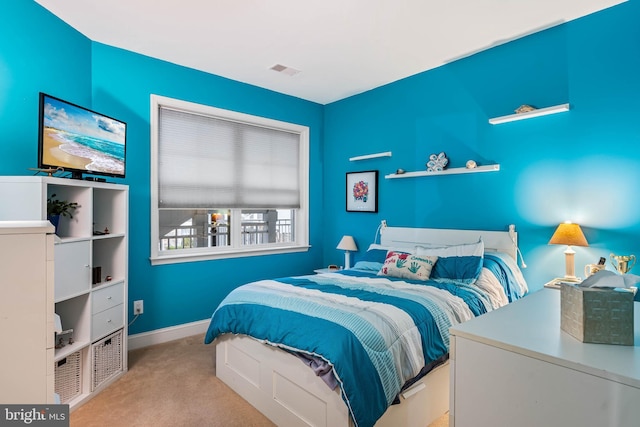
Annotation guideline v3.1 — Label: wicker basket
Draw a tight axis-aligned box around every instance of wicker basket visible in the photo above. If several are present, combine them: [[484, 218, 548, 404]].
[[55, 351, 82, 404], [92, 329, 123, 391]]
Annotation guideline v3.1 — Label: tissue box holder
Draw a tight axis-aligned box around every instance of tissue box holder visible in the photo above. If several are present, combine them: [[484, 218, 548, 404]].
[[560, 282, 634, 345]]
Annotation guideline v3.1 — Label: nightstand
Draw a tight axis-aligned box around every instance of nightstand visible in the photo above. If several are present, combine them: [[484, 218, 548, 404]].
[[544, 277, 582, 289]]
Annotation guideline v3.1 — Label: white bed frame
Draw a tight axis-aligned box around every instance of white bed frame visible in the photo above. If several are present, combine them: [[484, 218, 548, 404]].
[[215, 226, 519, 427]]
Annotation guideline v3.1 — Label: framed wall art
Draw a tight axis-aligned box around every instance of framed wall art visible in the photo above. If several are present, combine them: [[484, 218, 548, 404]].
[[346, 170, 378, 213]]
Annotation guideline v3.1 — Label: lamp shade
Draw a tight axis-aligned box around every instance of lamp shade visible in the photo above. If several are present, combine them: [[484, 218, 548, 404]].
[[548, 222, 588, 247], [336, 235, 358, 251]]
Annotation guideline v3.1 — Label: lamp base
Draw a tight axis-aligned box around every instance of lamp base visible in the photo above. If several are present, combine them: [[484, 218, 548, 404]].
[[564, 249, 579, 280], [343, 251, 351, 270]]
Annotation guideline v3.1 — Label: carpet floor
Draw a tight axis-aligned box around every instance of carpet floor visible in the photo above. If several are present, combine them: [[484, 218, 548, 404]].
[[70, 334, 449, 427]]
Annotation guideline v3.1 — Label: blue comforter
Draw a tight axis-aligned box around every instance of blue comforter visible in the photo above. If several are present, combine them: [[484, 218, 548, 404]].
[[205, 257, 524, 427]]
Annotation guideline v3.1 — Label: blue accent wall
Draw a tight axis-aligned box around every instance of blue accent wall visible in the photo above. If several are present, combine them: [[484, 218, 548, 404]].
[[2, 1, 640, 334], [2, 1, 324, 334], [0, 1, 91, 175], [323, 1, 640, 290], [89, 44, 324, 333]]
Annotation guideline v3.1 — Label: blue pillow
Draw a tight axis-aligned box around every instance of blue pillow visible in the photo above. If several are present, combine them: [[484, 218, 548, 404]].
[[355, 248, 389, 264], [352, 261, 385, 272], [415, 239, 484, 284], [352, 248, 388, 272]]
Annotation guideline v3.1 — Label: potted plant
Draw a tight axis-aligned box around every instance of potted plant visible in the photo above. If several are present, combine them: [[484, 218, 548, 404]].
[[47, 194, 80, 234]]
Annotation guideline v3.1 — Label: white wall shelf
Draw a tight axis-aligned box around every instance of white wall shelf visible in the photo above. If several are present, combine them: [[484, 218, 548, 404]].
[[385, 164, 500, 179], [349, 151, 392, 161], [489, 103, 570, 125]]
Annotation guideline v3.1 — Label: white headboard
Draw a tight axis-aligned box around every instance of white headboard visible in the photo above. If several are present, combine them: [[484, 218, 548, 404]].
[[380, 225, 518, 260]]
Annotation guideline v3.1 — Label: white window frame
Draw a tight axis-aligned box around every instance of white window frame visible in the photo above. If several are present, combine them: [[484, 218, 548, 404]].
[[149, 95, 309, 265]]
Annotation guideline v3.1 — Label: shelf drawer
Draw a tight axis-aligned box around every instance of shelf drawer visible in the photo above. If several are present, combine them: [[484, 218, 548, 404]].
[[91, 304, 123, 341], [91, 283, 124, 315]]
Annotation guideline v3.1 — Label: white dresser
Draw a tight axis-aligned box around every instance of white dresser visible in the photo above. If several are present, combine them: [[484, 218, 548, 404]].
[[0, 221, 55, 403], [449, 289, 640, 427]]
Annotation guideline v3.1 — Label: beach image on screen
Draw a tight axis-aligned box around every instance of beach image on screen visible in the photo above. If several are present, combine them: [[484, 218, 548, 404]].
[[42, 96, 125, 176]]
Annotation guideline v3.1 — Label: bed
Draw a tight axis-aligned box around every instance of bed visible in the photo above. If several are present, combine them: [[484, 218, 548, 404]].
[[204, 226, 528, 427]]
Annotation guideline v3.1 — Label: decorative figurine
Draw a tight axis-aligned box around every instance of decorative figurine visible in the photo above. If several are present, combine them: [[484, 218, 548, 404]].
[[426, 152, 448, 172], [93, 226, 111, 236], [515, 104, 537, 114]]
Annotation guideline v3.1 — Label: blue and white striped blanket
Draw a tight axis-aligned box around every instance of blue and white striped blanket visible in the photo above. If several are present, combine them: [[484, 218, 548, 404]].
[[205, 256, 525, 427]]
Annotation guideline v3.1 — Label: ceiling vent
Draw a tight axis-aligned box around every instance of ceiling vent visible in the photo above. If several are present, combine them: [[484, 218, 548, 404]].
[[270, 64, 301, 76]]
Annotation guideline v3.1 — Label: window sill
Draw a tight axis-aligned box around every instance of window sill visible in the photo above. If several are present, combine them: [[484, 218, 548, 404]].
[[150, 244, 311, 266]]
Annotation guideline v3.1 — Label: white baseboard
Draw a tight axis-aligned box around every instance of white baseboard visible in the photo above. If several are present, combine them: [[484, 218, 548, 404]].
[[128, 318, 210, 351]]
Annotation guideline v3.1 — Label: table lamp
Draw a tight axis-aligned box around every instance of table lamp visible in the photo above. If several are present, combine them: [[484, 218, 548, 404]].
[[548, 222, 588, 281], [336, 235, 358, 269]]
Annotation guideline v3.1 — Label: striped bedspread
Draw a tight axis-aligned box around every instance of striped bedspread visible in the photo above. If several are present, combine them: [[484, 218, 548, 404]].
[[205, 256, 524, 427]]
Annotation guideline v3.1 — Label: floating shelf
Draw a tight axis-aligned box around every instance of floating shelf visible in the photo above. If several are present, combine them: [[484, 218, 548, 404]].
[[385, 164, 500, 179], [349, 151, 392, 161], [489, 103, 570, 125]]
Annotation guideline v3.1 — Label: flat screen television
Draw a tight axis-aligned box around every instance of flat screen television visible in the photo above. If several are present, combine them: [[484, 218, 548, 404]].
[[38, 93, 126, 180]]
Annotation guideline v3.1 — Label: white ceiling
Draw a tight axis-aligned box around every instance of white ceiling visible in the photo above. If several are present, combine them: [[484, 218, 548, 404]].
[[35, 0, 625, 105]]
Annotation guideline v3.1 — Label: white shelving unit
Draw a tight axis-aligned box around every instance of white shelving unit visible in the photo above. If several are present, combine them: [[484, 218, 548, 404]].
[[488, 103, 570, 125], [385, 164, 500, 179], [0, 176, 128, 409]]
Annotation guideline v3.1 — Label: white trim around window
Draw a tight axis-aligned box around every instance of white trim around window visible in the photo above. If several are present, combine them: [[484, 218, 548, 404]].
[[149, 94, 310, 265]]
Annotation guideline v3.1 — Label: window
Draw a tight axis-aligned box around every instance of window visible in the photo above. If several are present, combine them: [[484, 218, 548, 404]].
[[150, 95, 309, 265]]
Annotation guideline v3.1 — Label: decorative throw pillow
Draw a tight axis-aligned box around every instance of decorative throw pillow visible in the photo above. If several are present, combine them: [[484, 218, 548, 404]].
[[377, 252, 438, 281], [415, 239, 484, 284]]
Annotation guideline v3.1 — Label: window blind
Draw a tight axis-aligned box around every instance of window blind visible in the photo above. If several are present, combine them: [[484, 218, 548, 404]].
[[158, 107, 300, 209]]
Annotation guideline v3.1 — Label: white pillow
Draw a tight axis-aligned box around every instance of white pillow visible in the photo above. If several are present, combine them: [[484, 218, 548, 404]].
[[415, 239, 483, 257], [368, 243, 415, 254]]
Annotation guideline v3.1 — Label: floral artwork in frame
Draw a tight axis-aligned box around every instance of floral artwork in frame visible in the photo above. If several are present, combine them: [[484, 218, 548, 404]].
[[346, 170, 378, 213]]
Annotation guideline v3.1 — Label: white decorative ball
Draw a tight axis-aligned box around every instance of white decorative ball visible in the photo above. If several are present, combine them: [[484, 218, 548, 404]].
[[466, 160, 477, 169]]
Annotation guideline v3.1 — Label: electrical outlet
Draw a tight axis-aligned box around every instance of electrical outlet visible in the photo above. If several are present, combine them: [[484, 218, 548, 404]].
[[381, 219, 387, 228], [134, 300, 144, 315]]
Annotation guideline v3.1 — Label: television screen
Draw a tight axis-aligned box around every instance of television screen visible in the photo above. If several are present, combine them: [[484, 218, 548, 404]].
[[38, 93, 126, 179]]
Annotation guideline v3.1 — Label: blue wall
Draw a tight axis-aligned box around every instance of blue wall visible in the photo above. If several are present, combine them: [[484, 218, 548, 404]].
[[323, 1, 640, 290], [2, 1, 640, 335], [89, 44, 325, 334], [1, 1, 324, 334], [0, 1, 91, 174]]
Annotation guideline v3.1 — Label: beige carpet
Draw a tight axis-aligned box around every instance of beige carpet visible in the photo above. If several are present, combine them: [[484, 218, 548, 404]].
[[71, 334, 449, 427]]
